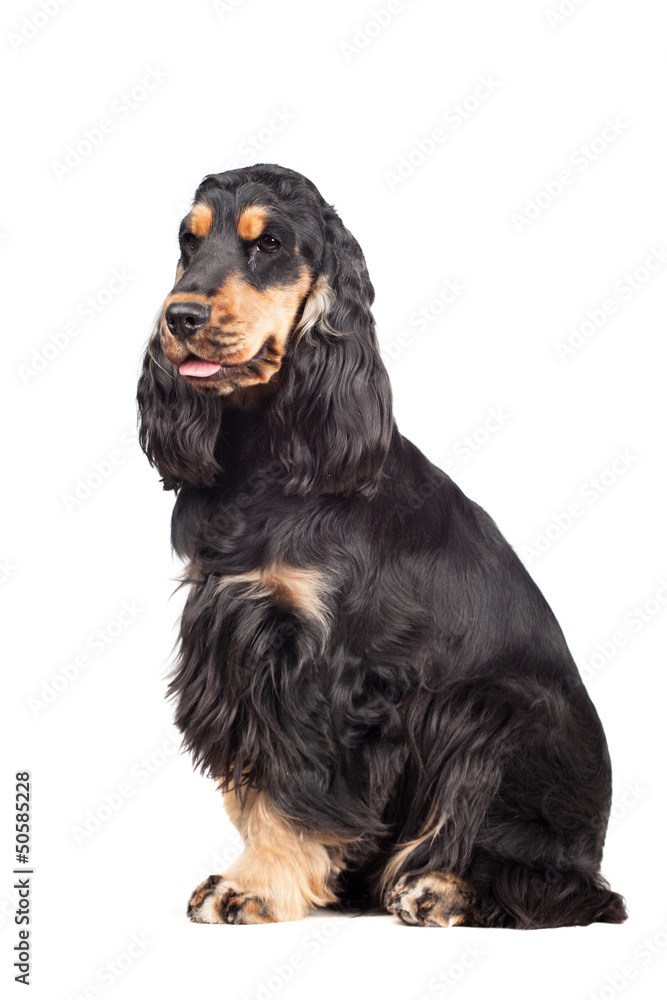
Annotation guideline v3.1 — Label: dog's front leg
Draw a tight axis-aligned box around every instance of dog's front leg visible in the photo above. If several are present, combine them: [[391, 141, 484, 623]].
[[188, 788, 344, 924]]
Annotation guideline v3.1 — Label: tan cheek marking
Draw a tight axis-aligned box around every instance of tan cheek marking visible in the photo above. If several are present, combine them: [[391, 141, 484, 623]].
[[161, 268, 313, 390], [215, 562, 330, 633], [237, 205, 269, 241], [221, 788, 346, 921], [209, 266, 312, 364], [189, 202, 213, 238]]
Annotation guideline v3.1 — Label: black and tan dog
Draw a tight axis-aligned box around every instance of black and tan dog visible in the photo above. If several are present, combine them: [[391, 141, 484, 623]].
[[137, 163, 626, 928]]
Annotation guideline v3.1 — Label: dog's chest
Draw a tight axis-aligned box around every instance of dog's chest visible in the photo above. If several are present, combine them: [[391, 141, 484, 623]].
[[213, 563, 330, 634], [181, 556, 334, 675]]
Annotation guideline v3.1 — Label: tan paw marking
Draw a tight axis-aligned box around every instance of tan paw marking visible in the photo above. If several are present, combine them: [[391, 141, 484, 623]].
[[187, 875, 275, 924], [385, 872, 475, 927]]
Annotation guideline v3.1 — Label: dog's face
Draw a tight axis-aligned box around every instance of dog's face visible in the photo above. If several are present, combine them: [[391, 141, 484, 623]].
[[160, 177, 322, 396], [139, 164, 392, 495]]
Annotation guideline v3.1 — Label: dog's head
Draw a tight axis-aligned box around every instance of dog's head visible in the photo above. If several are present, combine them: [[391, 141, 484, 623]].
[[138, 164, 393, 495]]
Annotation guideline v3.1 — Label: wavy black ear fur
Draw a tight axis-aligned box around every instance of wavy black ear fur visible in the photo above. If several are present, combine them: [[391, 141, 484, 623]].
[[137, 334, 224, 492], [269, 206, 394, 497]]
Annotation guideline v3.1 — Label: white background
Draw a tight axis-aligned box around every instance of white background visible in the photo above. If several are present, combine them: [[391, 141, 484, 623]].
[[2, 1, 666, 998]]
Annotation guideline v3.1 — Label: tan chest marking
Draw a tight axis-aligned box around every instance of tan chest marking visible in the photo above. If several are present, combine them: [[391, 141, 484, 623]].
[[215, 563, 330, 630]]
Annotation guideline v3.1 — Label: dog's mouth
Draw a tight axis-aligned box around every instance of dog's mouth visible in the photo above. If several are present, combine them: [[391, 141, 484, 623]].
[[179, 357, 226, 379], [177, 340, 269, 383]]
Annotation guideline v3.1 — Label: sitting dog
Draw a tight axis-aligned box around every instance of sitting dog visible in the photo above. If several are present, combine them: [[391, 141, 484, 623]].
[[137, 163, 626, 928]]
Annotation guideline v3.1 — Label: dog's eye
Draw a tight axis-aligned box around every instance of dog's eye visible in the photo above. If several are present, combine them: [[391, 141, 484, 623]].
[[181, 232, 199, 254], [258, 235, 280, 253]]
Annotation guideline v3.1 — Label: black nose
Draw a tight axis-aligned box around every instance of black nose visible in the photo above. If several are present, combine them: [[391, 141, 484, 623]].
[[164, 301, 210, 339]]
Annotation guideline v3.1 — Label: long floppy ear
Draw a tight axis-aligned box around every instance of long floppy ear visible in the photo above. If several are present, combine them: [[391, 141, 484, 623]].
[[268, 207, 394, 497], [136, 326, 224, 491]]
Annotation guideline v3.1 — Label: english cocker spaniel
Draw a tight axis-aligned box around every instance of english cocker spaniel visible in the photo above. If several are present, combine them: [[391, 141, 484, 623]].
[[137, 163, 626, 928]]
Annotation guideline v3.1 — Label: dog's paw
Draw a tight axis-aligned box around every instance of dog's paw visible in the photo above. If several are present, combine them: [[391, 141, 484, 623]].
[[385, 872, 474, 927], [187, 875, 275, 924]]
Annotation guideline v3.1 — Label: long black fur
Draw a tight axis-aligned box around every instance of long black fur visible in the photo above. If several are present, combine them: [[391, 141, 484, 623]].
[[137, 164, 626, 928]]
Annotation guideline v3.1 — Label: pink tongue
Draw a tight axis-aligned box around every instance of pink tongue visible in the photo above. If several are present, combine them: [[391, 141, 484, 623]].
[[179, 359, 222, 378]]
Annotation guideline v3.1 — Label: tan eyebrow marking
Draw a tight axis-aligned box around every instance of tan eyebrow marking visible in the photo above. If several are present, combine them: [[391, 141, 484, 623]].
[[189, 202, 213, 238], [237, 205, 269, 242]]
